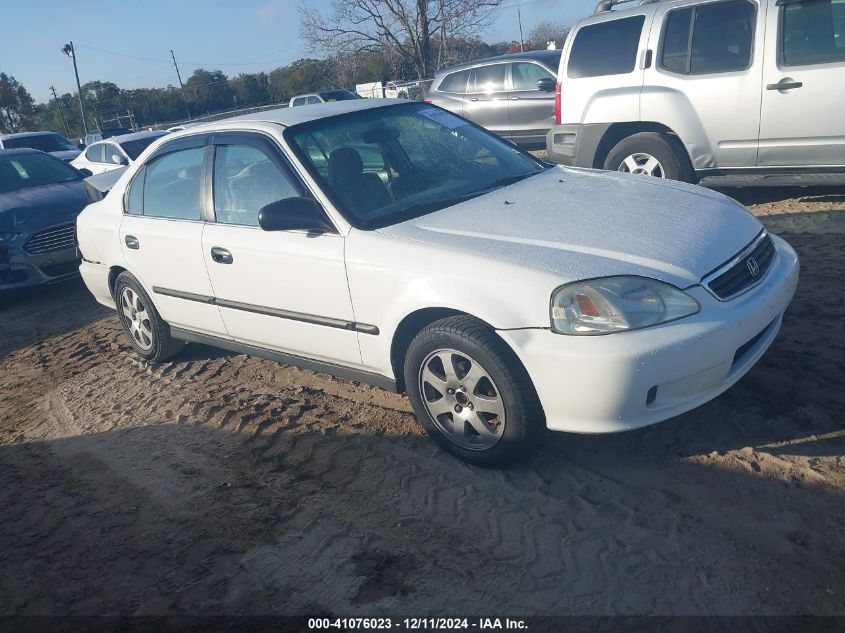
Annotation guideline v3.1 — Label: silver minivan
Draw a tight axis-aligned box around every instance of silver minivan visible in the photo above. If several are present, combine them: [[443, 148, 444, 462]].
[[546, 0, 845, 183], [427, 51, 561, 149]]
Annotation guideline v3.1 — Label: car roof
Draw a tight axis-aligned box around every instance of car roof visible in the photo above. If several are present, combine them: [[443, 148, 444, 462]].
[[99, 130, 169, 145], [435, 50, 562, 76], [0, 131, 64, 140], [0, 148, 49, 157], [232, 98, 401, 127], [579, 0, 685, 25]]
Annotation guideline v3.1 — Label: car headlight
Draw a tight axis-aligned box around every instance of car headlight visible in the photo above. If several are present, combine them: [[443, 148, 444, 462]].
[[0, 232, 19, 243], [550, 276, 700, 335]]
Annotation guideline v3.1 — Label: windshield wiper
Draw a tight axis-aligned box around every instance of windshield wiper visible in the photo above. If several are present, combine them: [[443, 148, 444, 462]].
[[395, 191, 486, 218], [483, 171, 538, 191]]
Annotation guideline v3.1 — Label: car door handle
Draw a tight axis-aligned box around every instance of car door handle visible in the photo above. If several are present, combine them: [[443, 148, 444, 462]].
[[125, 235, 139, 250], [210, 247, 233, 264], [467, 97, 479, 102], [767, 78, 803, 91], [508, 95, 521, 100]]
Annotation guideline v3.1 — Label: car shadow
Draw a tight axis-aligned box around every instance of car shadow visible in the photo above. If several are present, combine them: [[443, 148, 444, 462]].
[[1, 411, 843, 615], [0, 278, 111, 360]]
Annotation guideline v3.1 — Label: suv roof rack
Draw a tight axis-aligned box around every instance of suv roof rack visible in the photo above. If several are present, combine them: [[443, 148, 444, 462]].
[[594, 0, 660, 13]]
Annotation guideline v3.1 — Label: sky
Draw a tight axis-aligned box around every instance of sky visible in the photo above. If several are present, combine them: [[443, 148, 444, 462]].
[[0, 0, 598, 104]]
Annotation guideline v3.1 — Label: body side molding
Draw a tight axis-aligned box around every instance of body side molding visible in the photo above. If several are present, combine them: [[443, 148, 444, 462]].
[[153, 286, 379, 335]]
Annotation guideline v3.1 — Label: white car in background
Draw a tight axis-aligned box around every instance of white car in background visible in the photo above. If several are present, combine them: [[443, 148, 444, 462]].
[[72, 131, 168, 175], [76, 100, 798, 466]]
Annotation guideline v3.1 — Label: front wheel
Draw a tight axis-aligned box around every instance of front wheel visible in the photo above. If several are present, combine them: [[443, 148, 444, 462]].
[[404, 316, 542, 467], [603, 132, 694, 182]]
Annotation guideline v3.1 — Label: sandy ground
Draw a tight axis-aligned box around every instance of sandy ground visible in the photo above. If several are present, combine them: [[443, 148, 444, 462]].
[[0, 187, 843, 616]]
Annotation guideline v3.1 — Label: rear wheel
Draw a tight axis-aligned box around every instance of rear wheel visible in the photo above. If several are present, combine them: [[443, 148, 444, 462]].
[[603, 132, 694, 182], [114, 272, 183, 362], [404, 316, 542, 467]]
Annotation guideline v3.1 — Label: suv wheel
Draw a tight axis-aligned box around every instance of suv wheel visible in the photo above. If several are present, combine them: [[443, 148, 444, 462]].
[[604, 132, 694, 182], [404, 315, 541, 467], [114, 272, 184, 363]]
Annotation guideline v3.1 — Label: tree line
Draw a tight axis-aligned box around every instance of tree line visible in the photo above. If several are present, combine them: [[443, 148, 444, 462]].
[[1, 17, 570, 139]]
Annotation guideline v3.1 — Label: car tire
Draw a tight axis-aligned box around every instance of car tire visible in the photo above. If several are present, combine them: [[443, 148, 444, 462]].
[[113, 272, 183, 363], [404, 315, 542, 467], [603, 132, 695, 182]]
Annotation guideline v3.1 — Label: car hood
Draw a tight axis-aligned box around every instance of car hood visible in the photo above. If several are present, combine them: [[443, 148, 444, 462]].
[[50, 149, 82, 162], [0, 181, 88, 233], [377, 166, 763, 288]]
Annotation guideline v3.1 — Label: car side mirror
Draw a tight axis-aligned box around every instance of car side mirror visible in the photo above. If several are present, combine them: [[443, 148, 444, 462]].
[[258, 197, 335, 234], [537, 78, 556, 92], [77, 143, 86, 150], [77, 168, 93, 177], [112, 155, 128, 166]]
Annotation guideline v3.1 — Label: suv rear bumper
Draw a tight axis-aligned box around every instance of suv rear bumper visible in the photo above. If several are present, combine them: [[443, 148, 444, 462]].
[[545, 123, 610, 167]]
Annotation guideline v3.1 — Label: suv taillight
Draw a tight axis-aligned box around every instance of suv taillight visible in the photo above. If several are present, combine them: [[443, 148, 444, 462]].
[[554, 82, 562, 125]]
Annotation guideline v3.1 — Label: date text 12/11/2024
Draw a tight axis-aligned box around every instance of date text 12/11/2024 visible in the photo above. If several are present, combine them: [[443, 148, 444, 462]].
[[307, 617, 528, 630]]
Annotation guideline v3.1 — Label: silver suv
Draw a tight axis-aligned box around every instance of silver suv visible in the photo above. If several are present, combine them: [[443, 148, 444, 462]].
[[546, 0, 845, 183], [427, 51, 561, 149]]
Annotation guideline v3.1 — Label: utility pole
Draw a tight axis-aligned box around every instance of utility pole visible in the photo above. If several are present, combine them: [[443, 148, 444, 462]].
[[517, 0, 525, 52], [170, 49, 192, 120], [49, 85, 71, 138], [61, 41, 88, 137]]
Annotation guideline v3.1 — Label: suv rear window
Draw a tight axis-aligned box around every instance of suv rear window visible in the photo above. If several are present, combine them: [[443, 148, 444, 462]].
[[782, 0, 845, 66], [661, 0, 756, 74], [567, 16, 646, 78]]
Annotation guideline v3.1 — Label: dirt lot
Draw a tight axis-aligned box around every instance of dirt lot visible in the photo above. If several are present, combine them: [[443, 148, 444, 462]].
[[1, 188, 843, 616]]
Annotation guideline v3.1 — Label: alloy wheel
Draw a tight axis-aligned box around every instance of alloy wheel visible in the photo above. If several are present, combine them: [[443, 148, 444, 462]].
[[419, 348, 506, 450], [618, 152, 665, 177], [120, 287, 154, 351]]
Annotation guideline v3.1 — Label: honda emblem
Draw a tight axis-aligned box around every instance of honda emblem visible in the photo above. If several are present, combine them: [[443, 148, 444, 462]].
[[746, 256, 760, 277]]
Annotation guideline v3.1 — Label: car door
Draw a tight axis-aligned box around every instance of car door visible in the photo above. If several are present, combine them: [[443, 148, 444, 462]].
[[758, 0, 845, 166], [644, 0, 763, 168], [461, 63, 512, 139], [507, 61, 558, 146], [200, 132, 361, 367], [429, 68, 472, 117], [119, 134, 229, 337]]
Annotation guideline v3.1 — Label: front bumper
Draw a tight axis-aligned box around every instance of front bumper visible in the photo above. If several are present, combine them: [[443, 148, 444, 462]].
[[0, 243, 80, 291], [497, 234, 799, 434]]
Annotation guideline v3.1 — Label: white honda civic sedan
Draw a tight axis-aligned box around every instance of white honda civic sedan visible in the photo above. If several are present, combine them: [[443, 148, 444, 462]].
[[76, 99, 799, 466]]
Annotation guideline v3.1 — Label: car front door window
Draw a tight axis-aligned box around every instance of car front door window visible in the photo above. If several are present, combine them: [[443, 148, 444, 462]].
[[212, 144, 300, 226]]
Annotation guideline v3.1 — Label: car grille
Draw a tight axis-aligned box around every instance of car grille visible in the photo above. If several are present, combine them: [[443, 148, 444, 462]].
[[23, 224, 76, 255], [706, 234, 775, 301]]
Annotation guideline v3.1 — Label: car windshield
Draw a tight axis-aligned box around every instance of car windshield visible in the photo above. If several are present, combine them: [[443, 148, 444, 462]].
[[319, 90, 361, 101], [2, 133, 78, 153], [120, 134, 166, 161], [285, 103, 546, 229], [0, 153, 82, 194]]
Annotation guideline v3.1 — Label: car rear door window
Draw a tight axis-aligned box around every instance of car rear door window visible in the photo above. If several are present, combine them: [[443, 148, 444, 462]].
[[212, 144, 300, 226], [510, 62, 555, 90], [472, 63, 507, 93], [437, 69, 471, 93], [660, 0, 756, 74], [567, 16, 646, 78], [782, 0, 845, 66], [141, 147, 204, 220]]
